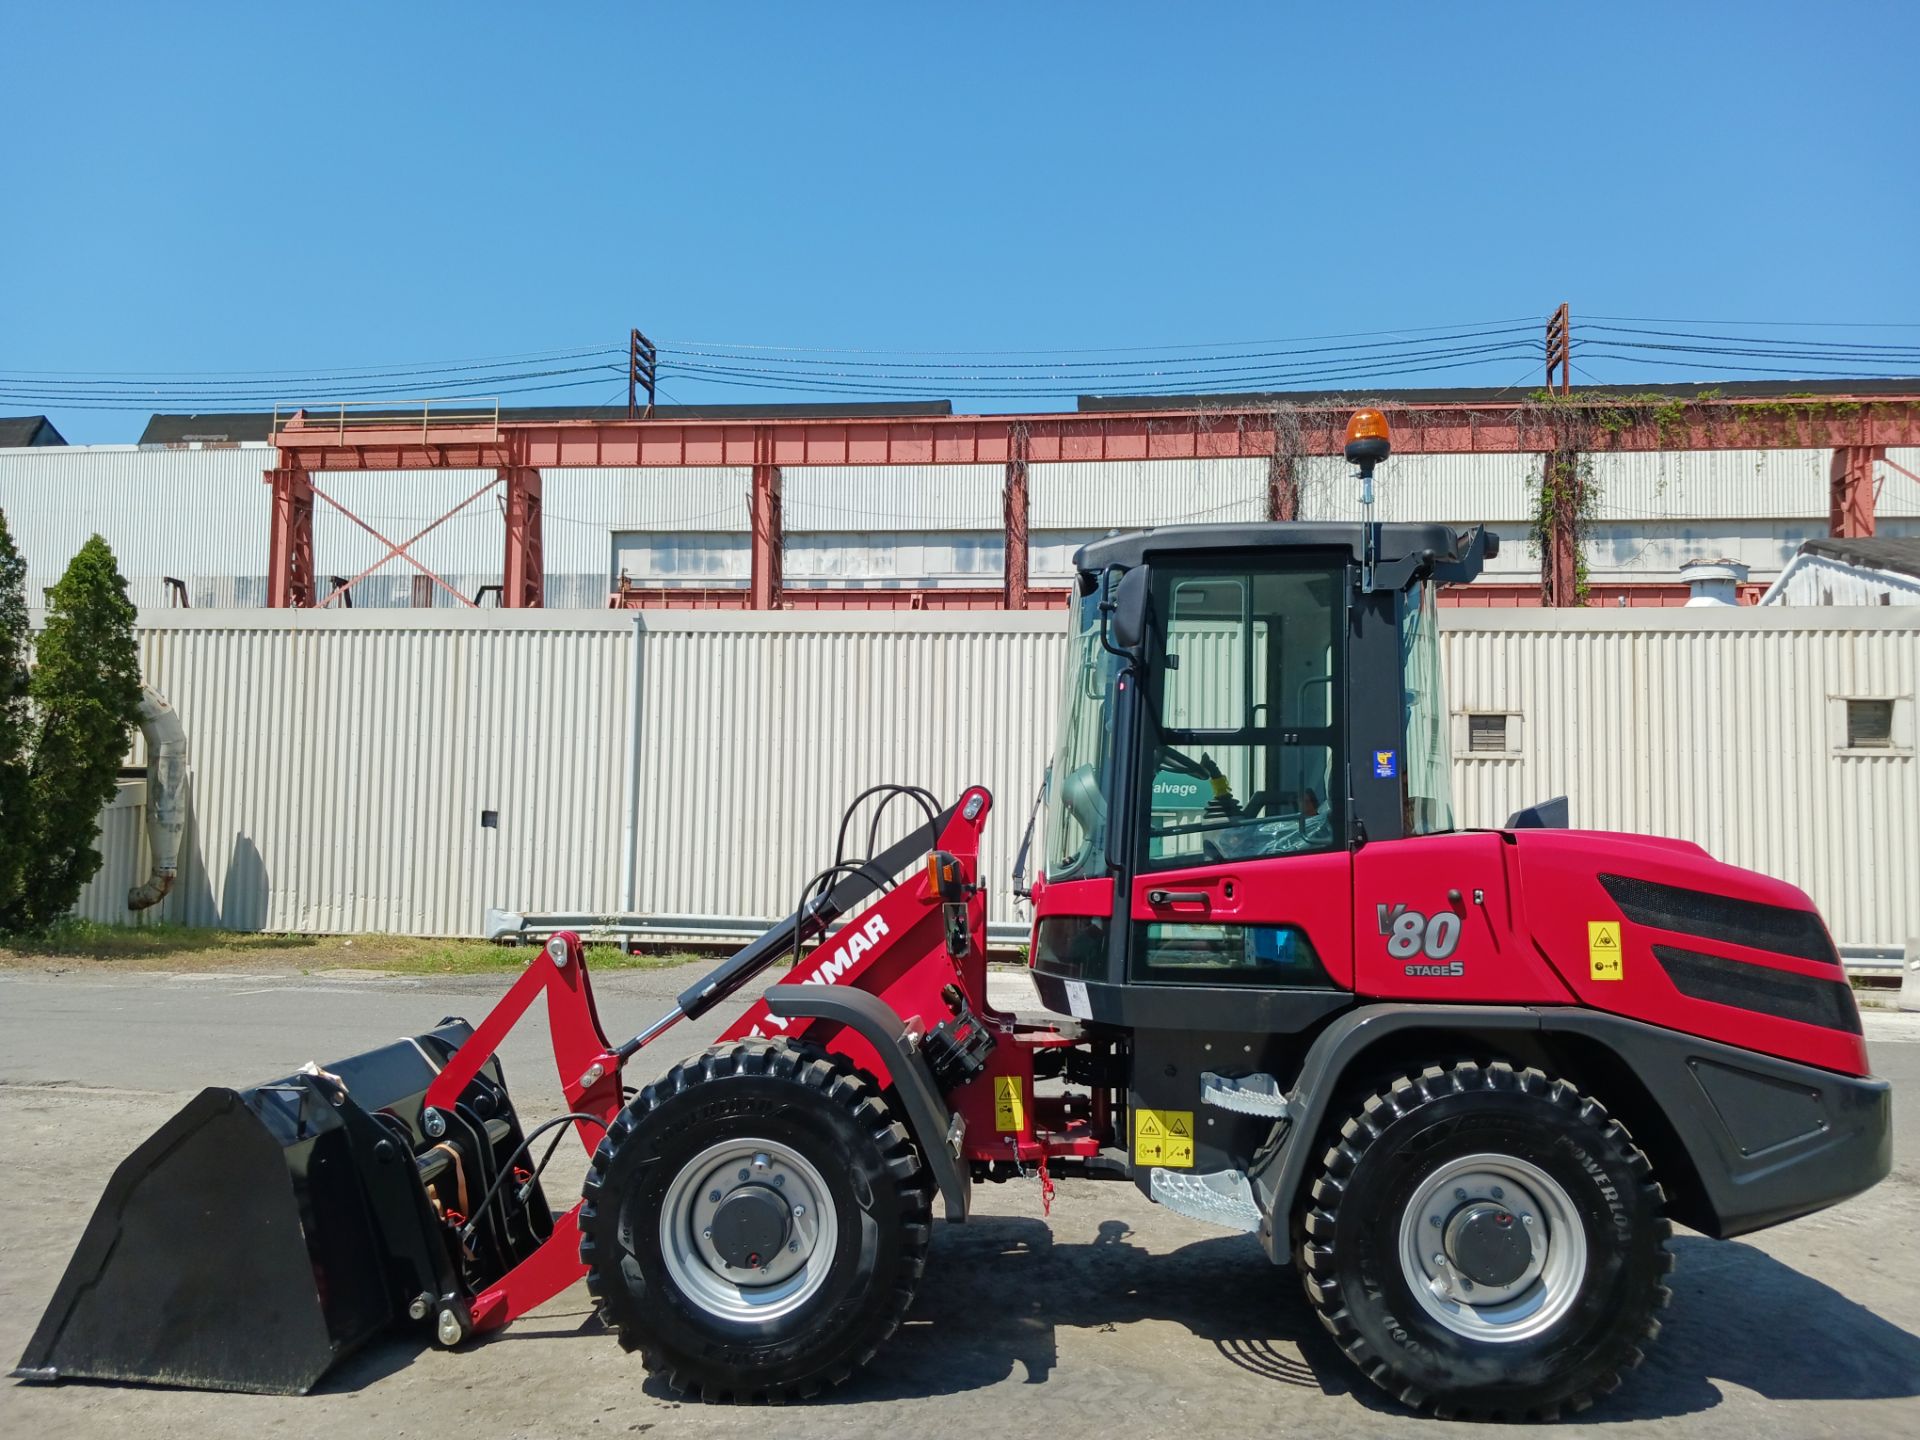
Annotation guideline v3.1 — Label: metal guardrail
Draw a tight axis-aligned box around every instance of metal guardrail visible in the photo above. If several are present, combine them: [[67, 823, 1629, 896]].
[[270, 399, 501, 445], [486, 906, 1032, 953]]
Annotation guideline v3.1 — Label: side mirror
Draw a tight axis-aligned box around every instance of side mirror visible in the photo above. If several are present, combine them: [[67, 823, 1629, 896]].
[[1108, 566, 1150, 653]]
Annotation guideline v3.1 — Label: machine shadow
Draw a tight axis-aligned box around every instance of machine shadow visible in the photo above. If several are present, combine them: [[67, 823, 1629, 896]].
[[831, 1219, 1920, 1420], [1595, 1234, 1920, 1422], [328, 1221, 1920, 1418], [841, 1215, 1360, 1405]]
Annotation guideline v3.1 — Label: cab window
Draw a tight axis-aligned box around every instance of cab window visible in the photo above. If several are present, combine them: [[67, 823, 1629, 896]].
[[1142, 561, 1344, 870]]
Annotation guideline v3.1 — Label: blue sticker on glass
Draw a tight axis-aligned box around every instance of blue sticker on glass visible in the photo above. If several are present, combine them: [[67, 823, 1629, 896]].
[[1373, 749, 1398, 778]]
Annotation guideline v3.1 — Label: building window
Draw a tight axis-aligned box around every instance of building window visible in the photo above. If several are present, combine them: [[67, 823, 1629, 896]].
[[1456, 711, 1521, 758], [1846, 699, 1894, 750], [1468, 713, 1509, 754]]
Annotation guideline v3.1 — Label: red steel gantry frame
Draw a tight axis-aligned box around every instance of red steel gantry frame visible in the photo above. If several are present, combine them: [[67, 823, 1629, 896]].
[[267, 395, 1919, 610]]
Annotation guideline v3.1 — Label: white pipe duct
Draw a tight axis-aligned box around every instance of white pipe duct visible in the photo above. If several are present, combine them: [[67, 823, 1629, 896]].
[[128, 686, 189, 912]]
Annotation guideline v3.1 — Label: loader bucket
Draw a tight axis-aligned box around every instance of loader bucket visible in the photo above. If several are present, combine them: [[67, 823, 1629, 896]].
[[13, 1020, 552, 1395]]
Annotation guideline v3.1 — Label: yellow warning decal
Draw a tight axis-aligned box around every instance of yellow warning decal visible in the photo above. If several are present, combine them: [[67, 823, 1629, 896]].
[[1588, 920, 1624, 981], [993, 1075, 1027, 1132], [1134, 1108, 1196, 1168]]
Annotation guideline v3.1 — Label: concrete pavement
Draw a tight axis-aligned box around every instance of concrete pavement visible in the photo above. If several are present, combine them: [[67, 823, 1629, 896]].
[[2, 961, 1917, 1439]]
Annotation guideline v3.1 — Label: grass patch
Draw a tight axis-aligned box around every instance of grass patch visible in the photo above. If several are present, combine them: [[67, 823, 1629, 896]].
[[0, 918, 700, 975]]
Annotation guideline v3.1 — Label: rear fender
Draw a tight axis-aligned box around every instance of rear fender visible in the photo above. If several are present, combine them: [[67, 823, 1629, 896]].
[[1246, 1003, 1891, 1262]]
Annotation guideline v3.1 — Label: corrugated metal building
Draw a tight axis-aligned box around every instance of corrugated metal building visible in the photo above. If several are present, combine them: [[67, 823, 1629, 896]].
[[6, 443, 1916, 608], [73, 607, 1919, 959]]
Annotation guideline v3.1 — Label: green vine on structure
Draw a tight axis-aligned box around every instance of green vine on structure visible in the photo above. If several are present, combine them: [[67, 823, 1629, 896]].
[[1528, 450, 1601, 602]]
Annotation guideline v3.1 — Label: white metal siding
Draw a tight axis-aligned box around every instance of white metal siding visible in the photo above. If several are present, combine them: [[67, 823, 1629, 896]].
[[1296, 453, 1537, 523], [1444, 610, 1919, 949], [1884, 449, 1920, 518], [1586, 449, 1833, 521], [1031, 459, 1268, 528], [0, 444, 272, 609], [784, 466, 1003, 531], [9, 444, 1919, 604], [1763, 554, 1920, 607], [72, 780, 152, 925], [84, 608, 1917, 954], [129, 612, 631, 933], [785, 532, 1004, 585]]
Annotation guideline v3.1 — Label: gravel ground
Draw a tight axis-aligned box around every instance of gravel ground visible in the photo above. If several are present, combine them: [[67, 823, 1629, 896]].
[[2, 958, 1917, 1439]]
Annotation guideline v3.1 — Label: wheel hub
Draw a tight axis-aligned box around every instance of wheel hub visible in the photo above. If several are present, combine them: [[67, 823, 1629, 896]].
[[658, 1139, 838, 1322], [1444, 1202, 1532, 1288], [1397, 1152, 1587, 1343], [709, 1185, 791, 1270]]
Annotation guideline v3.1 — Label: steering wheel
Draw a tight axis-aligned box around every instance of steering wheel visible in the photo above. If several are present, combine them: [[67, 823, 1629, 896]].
[[1156, 742, 1211, 780]]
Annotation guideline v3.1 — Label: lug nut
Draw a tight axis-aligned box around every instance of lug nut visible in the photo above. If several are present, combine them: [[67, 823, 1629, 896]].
[[738, 1168, 750, 1182], [793, 1204, 805, 1217], [702, 1228, 712, 1240], [1454, 1188, 1468, 1201], [788, 1241, 799, 1252], [772, 1175, 786, 1187], [1429, 1215, 1442, 1228], [1433, 1253, 1447, 1268], [708, 1189, 722, 1203], [1522, 1214, 1536, 1227], [1491, 1186, 1504, 1200]]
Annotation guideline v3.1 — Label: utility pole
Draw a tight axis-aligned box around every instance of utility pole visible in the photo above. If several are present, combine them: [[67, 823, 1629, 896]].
[[628, 329, 658, 419], [1545, 303, 1571, 395]]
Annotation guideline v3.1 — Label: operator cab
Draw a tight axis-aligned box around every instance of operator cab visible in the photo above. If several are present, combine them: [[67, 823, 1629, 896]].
[[1030, 489, 1497, 1031]]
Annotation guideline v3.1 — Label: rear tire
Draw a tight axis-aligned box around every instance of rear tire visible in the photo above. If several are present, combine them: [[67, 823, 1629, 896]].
[[1298, 1061, 1672, 1420], [579, 1040, 931, 1401]]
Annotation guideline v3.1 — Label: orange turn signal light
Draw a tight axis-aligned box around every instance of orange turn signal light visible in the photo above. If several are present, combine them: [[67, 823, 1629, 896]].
[[926, 850, 968, 902], [1345, 409, 1390, 445]]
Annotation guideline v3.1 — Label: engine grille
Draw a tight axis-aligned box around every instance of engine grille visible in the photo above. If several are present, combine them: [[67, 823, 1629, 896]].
[[1599, 873, 1838, 965], [1652, 943, 1861, 1033]]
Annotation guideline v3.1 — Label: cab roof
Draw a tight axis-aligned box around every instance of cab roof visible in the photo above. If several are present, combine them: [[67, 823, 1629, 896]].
[[1073, 521, 1473, 573]]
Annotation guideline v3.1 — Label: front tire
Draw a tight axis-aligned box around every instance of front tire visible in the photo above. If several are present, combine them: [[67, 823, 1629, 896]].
[[579, 1040, 931, 1401], [1298, 1061, 1672, 1420]]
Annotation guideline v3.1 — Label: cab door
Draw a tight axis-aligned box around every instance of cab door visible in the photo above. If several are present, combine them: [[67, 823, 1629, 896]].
[[1125, 555, 1355, 989]]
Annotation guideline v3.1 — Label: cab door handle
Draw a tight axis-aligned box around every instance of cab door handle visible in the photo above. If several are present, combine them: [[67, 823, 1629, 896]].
[[1147, 889, 1211, 908]]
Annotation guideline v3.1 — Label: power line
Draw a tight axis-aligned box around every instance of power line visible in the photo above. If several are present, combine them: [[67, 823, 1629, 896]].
[[663, 347, 1554, 401], [664, 338, 1541, 392], [668, 325, 1540, 374], [654, 317, 1541, 357], [1585, 314, 1920, 330], [1574, 350, 1920, 380], [0, 372, 631, 412], [1586, 324, 1920, 354], [0, 343, 622, 379], [0, 360, 627, 396]]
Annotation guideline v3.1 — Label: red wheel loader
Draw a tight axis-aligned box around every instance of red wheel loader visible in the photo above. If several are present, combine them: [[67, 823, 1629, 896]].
[[16, 412, 1892, 1419]]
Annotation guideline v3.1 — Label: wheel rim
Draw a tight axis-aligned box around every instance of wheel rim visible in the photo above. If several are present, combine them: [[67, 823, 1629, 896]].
[[657, 1138, 839, 1323], [1396, 1151, 1587, 1343]]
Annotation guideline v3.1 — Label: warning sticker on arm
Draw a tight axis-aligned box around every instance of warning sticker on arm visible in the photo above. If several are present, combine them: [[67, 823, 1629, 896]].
[[994, 1075, 1027, 1132], [1134, 1108, 1195, 1168], [1588, 920, 1624, 980]]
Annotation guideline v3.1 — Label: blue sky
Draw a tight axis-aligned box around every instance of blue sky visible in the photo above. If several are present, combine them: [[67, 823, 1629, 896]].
[[4, 1, 1917, 441]]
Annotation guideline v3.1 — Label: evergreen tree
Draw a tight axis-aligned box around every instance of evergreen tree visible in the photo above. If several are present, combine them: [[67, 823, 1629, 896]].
[[3, 535, 143, 930], [0, 511, 30, 920]]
